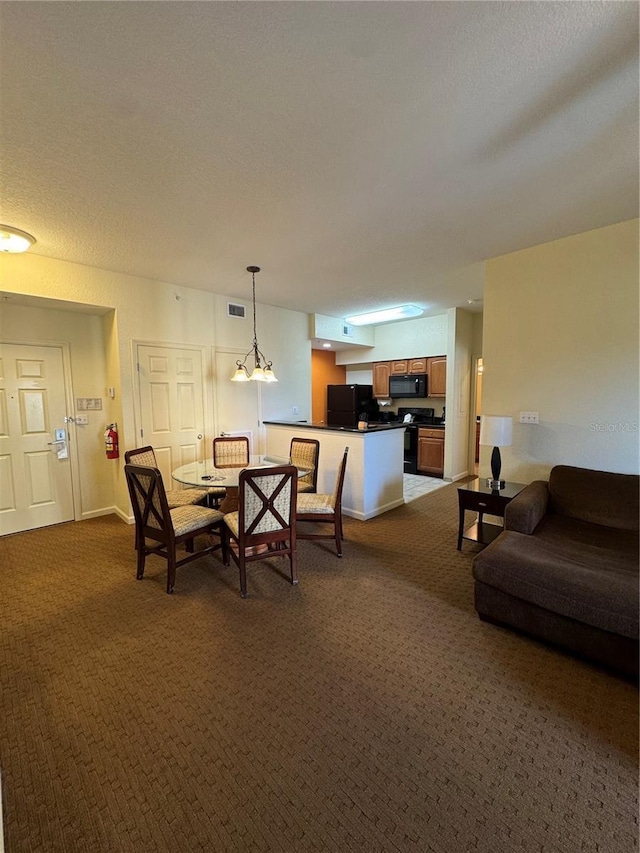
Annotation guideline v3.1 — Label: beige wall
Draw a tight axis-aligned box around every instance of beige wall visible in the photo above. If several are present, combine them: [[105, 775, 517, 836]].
[[0, 253, 312, 519], [482, 218, 639, 482], [336, 313, 448, 364]]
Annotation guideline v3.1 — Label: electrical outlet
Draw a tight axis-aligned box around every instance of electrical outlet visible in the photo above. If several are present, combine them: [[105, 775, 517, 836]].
[[292, 405, 300, 415], [519, 411, 539, 424]]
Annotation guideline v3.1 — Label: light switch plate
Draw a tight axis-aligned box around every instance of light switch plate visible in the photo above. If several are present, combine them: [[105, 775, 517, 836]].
[[75, 414, 89, 425], [519, 411, 539, 424]]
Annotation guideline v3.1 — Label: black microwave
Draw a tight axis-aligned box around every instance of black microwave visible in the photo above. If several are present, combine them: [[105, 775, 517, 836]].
[[389, 374, 428, 398]]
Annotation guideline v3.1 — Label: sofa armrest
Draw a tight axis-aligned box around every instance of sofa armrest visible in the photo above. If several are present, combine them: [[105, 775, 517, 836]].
[[505, 481, 549, 534]]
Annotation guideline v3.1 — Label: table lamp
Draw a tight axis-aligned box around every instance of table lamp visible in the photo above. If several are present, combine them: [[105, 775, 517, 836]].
[[479, 415, 513, 489]]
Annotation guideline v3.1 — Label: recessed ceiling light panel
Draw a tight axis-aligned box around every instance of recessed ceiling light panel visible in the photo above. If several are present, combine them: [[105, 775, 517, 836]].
[[345, 305, 423, 326]]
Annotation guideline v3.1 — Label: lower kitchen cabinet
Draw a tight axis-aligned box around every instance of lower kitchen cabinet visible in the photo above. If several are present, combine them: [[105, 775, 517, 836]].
[[417, 428, 444, 477]]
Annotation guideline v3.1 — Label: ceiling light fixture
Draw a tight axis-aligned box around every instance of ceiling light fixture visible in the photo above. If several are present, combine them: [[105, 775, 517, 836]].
[[322, 342, 332, 348], [231, 266, 278, 383], [0, 225, 36, 253], [345, 304, 423, 326]]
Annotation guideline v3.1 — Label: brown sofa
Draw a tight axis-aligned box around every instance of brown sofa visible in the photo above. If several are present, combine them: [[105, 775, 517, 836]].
[[472, 465, 639, 678]]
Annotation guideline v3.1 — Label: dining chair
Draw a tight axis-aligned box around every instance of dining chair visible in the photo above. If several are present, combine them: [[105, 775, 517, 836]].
[[221, 465, 298, 598], [289, 437, 319, 493], [124, 463, 224, 594], [296, 446, 349, 557], [124, 446, 208, 508]]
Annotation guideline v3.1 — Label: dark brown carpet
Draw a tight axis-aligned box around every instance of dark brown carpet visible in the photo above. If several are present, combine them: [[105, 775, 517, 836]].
[[1, 483, 637, 853]]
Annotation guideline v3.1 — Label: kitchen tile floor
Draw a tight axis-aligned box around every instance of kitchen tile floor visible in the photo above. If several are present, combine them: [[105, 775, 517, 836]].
[[403, 473, 449, 502]]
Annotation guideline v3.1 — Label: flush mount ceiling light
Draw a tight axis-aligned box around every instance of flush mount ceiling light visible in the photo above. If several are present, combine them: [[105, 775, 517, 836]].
[[322, 342, 332, 348], [345, 305, 423, 326], [0, 225, 36, 253], [230, 266, 278, 383]]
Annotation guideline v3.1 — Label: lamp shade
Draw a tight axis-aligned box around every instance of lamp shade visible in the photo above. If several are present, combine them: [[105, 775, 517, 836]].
[[479, 415, 513, 447]]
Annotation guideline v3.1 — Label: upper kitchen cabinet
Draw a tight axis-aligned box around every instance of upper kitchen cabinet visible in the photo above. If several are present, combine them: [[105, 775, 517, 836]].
[[427, 356, 447, 396], [372, 361, 391, 397], [391, 358, 427, 375]]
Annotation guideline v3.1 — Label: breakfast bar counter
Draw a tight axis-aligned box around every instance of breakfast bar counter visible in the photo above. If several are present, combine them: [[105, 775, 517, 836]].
[[264, 420, 406, 520]]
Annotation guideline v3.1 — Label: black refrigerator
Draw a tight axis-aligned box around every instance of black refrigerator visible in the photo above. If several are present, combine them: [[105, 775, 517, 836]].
[[326, 384, 377, 428]]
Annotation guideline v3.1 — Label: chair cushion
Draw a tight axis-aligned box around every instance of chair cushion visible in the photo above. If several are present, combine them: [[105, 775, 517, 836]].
[[297, 493, 334, 514], [170, 505, 224, 537], [165, 488, 208, 508], [207, 486, 227, 497], [296, 482, 315, 494], [223, 511, 239, 537]]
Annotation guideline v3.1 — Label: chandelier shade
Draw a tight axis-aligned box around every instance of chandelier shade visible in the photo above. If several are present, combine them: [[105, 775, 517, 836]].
[[230, 266, 278, 383]]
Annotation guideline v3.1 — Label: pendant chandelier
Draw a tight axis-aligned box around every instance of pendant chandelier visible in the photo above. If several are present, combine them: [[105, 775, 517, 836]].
[[231, 266, 278, 382]]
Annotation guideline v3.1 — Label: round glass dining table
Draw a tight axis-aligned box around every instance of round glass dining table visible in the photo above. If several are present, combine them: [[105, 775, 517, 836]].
[[172, 456, 310, 513]]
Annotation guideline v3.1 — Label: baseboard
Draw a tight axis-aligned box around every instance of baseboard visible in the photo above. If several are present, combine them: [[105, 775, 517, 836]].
[[343, 497, 405, 521], [80, 506, 117, 521], [80, 506, 132, 525]]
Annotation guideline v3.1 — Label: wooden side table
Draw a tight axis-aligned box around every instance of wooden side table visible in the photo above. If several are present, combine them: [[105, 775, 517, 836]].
[[457, 479, 527, 550]]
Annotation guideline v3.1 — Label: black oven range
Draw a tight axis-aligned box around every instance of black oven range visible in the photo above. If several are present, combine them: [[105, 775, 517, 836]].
[[376, 407, 444, 474]]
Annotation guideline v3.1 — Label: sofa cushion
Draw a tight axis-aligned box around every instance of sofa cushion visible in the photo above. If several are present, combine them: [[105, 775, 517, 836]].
[[548, 465, 639, 531], [473, 518, 639, 639]]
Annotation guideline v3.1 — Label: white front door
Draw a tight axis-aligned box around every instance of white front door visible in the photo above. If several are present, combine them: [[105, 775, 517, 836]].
[[136, 344, 207, 483], [0, 343, 75, 535]]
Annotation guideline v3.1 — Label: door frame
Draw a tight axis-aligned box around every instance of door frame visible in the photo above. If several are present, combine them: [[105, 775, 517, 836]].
[[468, 354, 483, 474], [131, 339, 213, 454], [0, 337, 82, 523]]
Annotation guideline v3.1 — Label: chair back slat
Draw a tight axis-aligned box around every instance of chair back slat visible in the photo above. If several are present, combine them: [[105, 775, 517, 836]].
[[125, 464, 171, 536], [213, 436, 250, 468]]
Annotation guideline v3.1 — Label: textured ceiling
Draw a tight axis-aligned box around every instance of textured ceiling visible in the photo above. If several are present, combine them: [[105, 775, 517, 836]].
[[1, 2, 638, 318]]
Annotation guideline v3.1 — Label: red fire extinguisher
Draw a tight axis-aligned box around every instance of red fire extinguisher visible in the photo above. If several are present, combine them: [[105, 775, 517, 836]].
[[104, 423, 119, 459]]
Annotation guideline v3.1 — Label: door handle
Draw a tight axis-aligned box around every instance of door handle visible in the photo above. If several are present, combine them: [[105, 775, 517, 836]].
[[197, 434, 203, 440]]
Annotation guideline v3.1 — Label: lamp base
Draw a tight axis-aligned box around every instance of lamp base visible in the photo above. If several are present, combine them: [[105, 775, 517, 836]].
[[486, 478, 506, 489]]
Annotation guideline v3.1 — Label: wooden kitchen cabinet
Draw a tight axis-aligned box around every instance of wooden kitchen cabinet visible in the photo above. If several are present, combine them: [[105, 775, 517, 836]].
[[372, 362, 391, 398], [390, 358, 427, 375], [408, 358, 427, 374], [427, 356, 447, 396], [417, 428, 445, 477]]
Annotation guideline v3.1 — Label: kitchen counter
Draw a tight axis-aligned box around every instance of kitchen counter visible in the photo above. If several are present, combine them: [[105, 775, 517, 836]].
[[264, 422, 405, 520], [263, 420, 407, 433], [370, 421, 446, 430]]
